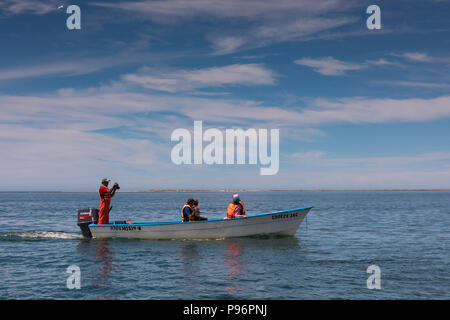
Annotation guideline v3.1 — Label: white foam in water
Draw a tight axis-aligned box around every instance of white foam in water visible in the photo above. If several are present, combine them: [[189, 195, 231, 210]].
[[0, 231, 83, 240]]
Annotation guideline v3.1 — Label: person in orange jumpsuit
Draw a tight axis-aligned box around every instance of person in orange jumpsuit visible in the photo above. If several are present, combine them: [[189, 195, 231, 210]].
[[98, 178, 120, 225]]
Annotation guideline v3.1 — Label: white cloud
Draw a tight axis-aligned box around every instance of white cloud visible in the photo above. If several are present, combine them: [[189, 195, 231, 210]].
[[253, 16, 356, 42], [294, 54, 445, 76], [288, 151, 450, 168], [281, 151, 450, 189], [2, 86, 450, 189], [401, 52, 434, 62], [92, 0, 353, 21], [294, 57, 367, 75], [304, 96, 450, 124], [373, 80, 450, 89], [290, 151, 326, 161], [92, 0, 359, 55], [0, 62, 94, 81], [0, 123, 171, 190], [0, 55, 144, 81], [277, 169, 450, 189], [210, 37, 246, 56], [365, 58, 405, 68], [2, 89, 450, 131], [208, 17, 357, 55], [122, 64, 277, 92], [394, 52, 450, 64], [0, 0, 57, 15]]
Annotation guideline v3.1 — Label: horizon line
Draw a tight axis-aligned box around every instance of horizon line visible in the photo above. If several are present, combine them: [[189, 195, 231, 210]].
[[1, 189, 449, 193]]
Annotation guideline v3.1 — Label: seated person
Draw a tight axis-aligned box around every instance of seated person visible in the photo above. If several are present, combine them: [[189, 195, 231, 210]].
[[191, 199, 208, 221], [226, 193, 247, 219], [181, 198, 207, 222]]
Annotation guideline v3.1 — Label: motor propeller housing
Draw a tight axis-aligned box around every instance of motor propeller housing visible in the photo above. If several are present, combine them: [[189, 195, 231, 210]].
[[77, 208, 99, 238]]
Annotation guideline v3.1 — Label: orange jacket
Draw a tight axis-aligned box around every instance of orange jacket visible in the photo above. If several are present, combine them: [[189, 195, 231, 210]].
[[227, 200, 246, 219]]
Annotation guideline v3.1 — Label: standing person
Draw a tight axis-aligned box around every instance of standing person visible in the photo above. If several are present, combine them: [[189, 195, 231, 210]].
[[98, 178, 120, 225], [226, 193, 246, 219]]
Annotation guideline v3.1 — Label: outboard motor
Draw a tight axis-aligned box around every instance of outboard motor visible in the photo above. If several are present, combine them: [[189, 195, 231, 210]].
[[77, 208, 99, 238]]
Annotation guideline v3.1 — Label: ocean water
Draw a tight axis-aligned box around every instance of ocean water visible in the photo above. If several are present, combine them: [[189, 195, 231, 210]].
[[0, 191, 448, 300]]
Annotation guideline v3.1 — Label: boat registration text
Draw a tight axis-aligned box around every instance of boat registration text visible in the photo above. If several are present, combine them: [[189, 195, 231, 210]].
[[110, 225, 142, 231], [272, 212, 298, 220]]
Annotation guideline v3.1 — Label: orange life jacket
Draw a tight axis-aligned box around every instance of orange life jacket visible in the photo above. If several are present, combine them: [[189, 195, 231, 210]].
[[99, 186, 111, 200], [181, 204, 193, 222], [227, 200, 245, 219]]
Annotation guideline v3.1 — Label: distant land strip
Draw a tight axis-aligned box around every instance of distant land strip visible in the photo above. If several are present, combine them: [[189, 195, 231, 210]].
[[56, 189, 450, 193]]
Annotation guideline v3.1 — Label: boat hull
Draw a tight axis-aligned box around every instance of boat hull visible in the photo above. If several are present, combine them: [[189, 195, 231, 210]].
[[88, 206, 312, 240]]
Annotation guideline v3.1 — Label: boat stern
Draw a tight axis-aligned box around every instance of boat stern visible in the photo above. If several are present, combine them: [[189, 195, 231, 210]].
[[77, 208, 99, 238]]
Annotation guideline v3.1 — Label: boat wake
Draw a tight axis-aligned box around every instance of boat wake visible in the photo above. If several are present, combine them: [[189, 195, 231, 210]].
[[0, 230, 83, 241]]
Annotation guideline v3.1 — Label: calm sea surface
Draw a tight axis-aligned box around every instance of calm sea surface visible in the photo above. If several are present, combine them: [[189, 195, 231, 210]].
[[0, 191, 448, 299]]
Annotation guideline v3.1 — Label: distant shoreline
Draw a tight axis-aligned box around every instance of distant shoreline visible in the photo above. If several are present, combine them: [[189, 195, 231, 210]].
[[2, 189, 447, 193], [108, 189, 450, 193]]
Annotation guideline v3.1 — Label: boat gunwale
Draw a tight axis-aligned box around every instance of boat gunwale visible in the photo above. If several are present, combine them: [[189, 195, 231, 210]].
[[89, 206, 313, 228]]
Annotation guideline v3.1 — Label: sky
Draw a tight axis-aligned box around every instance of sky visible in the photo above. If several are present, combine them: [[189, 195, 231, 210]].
[[0, 0, 449, 191]]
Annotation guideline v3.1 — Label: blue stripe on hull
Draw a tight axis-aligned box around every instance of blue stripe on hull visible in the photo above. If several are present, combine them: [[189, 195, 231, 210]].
[[89, 206, 313, 228]]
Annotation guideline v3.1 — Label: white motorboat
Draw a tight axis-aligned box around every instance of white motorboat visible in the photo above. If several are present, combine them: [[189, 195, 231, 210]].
[[77, 206, 313, 240]]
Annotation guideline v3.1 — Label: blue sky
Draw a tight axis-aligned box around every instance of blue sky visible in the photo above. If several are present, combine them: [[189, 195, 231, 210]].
[[0, 0, 449, 191]]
